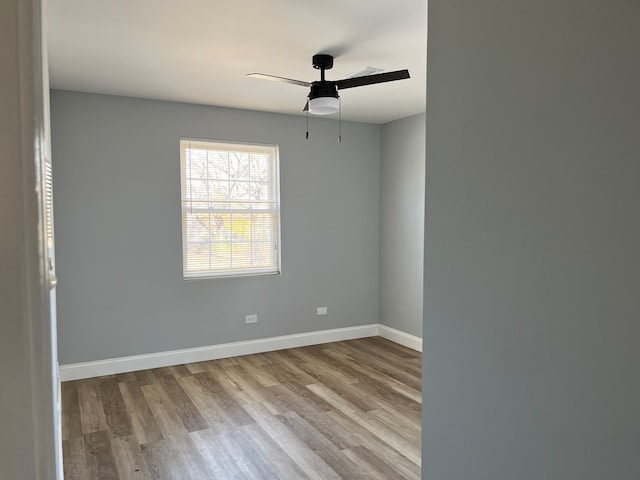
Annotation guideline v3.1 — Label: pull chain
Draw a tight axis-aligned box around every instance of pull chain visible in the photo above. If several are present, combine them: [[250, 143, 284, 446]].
[[338, 97, 342, 143], [306, 106, 309, 139]]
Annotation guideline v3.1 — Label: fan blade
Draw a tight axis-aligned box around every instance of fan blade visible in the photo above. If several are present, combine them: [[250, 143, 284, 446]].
[[334, 69, 410, 90], [343, 66, 384, 79], [303, 100, 309, 112], [247, 73, 311, 88]]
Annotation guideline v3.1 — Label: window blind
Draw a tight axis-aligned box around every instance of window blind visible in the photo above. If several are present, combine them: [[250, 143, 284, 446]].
[[180, 138, 281, 278]]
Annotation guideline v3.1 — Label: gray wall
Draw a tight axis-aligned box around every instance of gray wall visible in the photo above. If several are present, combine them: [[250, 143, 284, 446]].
[[380, 113, 425, 337], [423, 0, 640, 479], [51, 91, 380, 364]]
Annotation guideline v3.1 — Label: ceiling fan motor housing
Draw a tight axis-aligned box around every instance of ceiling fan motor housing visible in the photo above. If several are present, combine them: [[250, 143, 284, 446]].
[[309, 81, 339, 100]]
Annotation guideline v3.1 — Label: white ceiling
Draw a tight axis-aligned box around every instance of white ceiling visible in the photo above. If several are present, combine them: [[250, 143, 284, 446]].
[[47, 0, 427, 124]]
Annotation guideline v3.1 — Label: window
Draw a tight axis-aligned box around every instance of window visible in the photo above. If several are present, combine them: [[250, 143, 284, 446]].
[[180, 138, 281, 279]]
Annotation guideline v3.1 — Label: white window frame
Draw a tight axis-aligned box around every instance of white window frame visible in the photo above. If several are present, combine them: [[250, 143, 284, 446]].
[[179, 138, 281, 279]]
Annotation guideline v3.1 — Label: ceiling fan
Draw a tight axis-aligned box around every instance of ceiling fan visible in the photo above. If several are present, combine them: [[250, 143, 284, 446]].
[[247, 54, 410, 116]]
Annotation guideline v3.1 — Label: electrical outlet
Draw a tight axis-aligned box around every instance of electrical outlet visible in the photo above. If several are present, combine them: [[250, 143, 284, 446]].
[[245, 314, 258, 324], [316, 307, 328, 316]]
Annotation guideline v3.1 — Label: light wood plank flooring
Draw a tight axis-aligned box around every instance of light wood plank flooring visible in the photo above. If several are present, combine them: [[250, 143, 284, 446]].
[[62, 337, 422, 479]]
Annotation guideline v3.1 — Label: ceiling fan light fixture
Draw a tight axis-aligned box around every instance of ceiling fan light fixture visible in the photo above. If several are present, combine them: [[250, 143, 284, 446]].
[[309, 96, 340, 115]]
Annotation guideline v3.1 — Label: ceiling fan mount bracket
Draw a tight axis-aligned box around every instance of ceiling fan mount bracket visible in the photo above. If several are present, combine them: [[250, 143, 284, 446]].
[[312, 54, 334, 71]]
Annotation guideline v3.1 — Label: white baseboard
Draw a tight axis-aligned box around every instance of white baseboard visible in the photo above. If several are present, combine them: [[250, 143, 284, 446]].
[[59, 323, 423, 381], [378, 324, 423, 352], [59, 324, 379, 382]]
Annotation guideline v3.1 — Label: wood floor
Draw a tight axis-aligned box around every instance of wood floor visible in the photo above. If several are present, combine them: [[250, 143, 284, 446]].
[[62, 337, 422, 479]]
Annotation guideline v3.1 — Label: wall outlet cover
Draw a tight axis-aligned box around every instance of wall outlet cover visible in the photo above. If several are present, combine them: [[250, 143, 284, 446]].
[[317, 307, 328, 316], [245, 314, 258, 324]]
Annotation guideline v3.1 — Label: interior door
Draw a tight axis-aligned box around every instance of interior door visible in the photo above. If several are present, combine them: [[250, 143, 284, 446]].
[[0, 0, 61, 477]]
